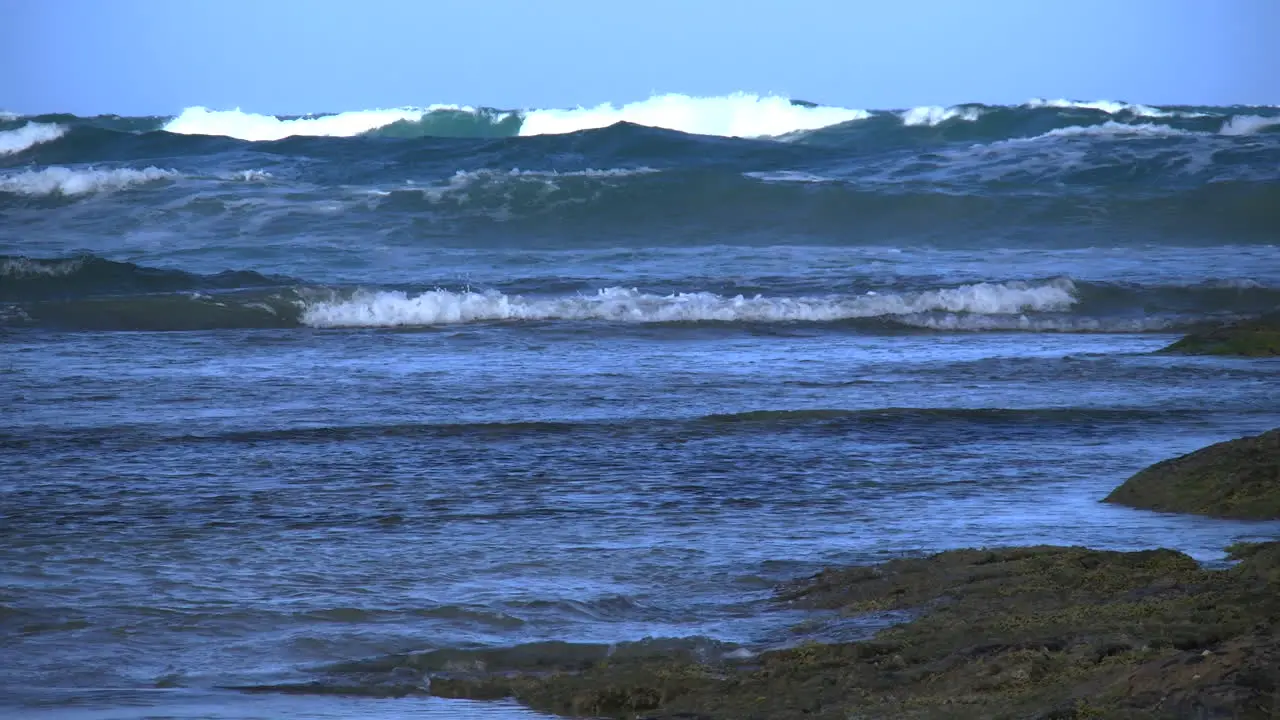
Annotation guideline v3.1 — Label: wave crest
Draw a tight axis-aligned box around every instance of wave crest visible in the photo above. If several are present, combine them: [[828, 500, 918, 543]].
[[0, 122, 66, 156], [899, 105, 983, 127], [1024, 98, 1198, 118], [1, 256, 86, 278], [108, 96, 1280, 147], [0, 166, 176, 196], [300, 279, 1078, 328], [1219, 115, 1280, 136], [1032, 121, 1194, 140], [163, 105, 484, 141], [159, 94, 868, 141], [518, 92, 869, 137]]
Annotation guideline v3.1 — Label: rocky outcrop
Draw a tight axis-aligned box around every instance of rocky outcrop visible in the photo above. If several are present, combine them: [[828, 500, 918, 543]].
[[233, 542, 1280, 719], [230, 436, 1280, 718], [1104, 429, 1280, 519], [1160, 313, 1280, 357]]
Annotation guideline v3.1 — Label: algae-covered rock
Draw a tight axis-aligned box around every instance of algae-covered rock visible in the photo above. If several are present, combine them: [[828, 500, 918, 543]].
[[1104, 429, 1280, 519], [1159, 313, 1280, 357], [235, 542, 1280, 719]]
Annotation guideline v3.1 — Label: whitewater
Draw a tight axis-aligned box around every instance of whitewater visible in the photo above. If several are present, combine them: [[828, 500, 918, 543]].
[[298, 280, 1078, 327], [137, 93, 1280, 141], [0, 122, 66, 155]]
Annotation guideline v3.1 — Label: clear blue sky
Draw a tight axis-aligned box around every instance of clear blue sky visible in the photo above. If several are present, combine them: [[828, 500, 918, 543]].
[[2, 0, 1276, 115]]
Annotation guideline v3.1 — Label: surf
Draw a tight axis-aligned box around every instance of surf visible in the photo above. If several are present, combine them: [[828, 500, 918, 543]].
[[0, 122, 67, 156]]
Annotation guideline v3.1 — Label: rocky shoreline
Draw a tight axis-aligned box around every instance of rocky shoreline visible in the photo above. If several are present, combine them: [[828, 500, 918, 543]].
[[232, 323, 1279, 719], [1105, 429, 1280, 520], [232, 427, 1280, 719], [420, 542, 1280, 719]]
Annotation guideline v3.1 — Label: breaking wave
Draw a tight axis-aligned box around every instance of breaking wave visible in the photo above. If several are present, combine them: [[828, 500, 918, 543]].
[[0, 122, 66, 155], [7, 96, 1277, 159], [298, 280, 1079, 328], [517, 92, 869, 137], [1029, 121, 1195, 140], [163, 105, 492, 142], [0, 166, 175, 196], [899, 105, 984, 126], [5, 256, 1278, 332], [1023, 98, 1196, 118], [159, 93, 868, 141], [1220, 115, 1280, 136]]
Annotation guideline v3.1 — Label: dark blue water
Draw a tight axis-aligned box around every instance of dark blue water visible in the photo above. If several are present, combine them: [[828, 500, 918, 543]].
[[3, 94, 1279, 719]]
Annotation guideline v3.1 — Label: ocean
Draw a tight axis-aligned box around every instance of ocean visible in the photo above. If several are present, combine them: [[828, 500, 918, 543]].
[[2, 92, 1279, 719]]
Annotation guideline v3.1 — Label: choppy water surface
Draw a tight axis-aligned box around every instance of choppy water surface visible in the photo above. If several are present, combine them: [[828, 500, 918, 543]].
[[2, 93, 1279, 718]]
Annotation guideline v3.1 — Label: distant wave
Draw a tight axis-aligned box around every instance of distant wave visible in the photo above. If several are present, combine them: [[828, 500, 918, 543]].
[[883, 100, 1206, 131], [0, 166, 175, 196], [880, 100, 1234, 133], [163, 105, 496, 142], [901, 314, 1178, 332], [1220, 115, 1280, 136], [155, 95, 1256, 142], [9, 95, 1278, 153], [160, 93, 869, 141], [1024, 98, 1206, 119], [6, 154, 1276, 246], [4, 96, 1277, 251], [299, 279, 1078, 328], [370, 166, 659, 205], [899, 105, 984, 126], [516, 92, 869, 137], [0, 166, 277, 197], [0, 122, 66, 155], [149, 95, 1279, 144], [1022, 121, 1194, 140], [360, 167, 1280, 244]]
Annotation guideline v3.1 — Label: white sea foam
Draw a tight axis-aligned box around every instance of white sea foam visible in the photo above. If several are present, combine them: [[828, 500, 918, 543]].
[[163, 106, 474, 141], [0, 166, 176, 196], [1219, 115, 1280, 136], [155, 96, 1260, 143], [1010, 121, 1194, 143], [518, 93, 869, 138], [0, 256, 86, 277], [1033, 118, 1273, 140], [163, 94, 865, 141], [743, 170, 839, 184], [1196, 278, 1266, 289], [899, 105, 983, 126], [405, 167, 657, 205], [899, 314, 1177, 332], [442, 167, 659, 182], [0, 111, 17, 121], [225, 169, 273, 182], [0, 122, 66, 155], [1025, 98, 1197, 118], [301, 279, 1078, 328]]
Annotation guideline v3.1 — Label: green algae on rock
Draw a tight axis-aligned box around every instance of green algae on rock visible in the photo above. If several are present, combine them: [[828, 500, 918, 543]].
[[1159, 313, 1280, 357], [1104, 429, 1280, 519], [231, 543, 1280, 719]]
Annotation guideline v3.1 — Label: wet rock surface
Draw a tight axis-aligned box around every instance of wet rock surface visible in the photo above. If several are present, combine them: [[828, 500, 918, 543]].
[[1104, 428, 1280, 519], [231, 543, 1280, 719], [1160, 313, 1280, 357]]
